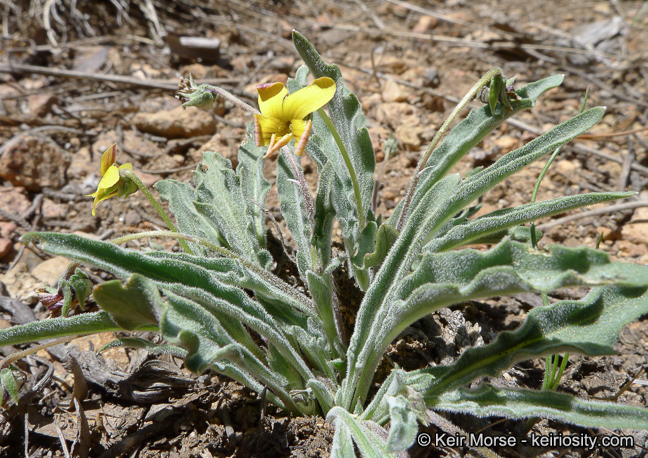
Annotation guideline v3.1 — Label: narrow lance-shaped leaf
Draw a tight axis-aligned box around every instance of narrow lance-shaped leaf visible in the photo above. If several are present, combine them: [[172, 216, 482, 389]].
[[236, 126, 272, 248], [0, 312, 128, 348], [276, 150, 314, 275], [432, 385, 648, 430], [23, 232, 315, 320], [418, 107, 606, 248], [293, 30, 376, 238], [424, 191, 633, 252], [421, 285, 648, 399], [155, 178, 224, 256], [387, 74, 564, 227]]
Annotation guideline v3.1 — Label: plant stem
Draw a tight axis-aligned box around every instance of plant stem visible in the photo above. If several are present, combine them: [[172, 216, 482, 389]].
[[397, 67, 506, 232], [205, 85, 260, 115], [317, 108, 366, 228], [120, 169, 193, 255]]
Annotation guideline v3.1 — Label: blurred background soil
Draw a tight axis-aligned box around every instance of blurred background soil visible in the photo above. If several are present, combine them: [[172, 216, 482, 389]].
[[1, 0, 648, 456]]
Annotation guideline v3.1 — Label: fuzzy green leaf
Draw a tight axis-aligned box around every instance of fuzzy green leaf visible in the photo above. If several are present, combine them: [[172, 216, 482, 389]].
[[92, 274, 161, 330], [236, 128, 272, 248], [155, 178, 223, 256], [276, 151, 314, 275], [388, 74, 564, 227], [422, 285, 648, 398], [293, 30, 376, 241], [432, 385, 648, 429], [97, 337, 187, 358], [425, 192, 632, 252], [327, 407, 392, 458], [0, 312, 126, 348], [0, 368, 20, 404]]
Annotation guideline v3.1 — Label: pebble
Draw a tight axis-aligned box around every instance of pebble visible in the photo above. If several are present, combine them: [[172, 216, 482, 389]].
[[0, 136, 71, 190], [133, 106, 217, 139], [0, 187, 31, 221]]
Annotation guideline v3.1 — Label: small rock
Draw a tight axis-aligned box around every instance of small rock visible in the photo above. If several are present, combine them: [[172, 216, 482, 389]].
[[32, 256, 71, 286], [124, 210, 142, 226], [374, 102, 420, 126], [0, 222, 17, 239], [382, 190, 396, 201], [375, 56, 408, 75], [381, 79, 408, 103], [180, 63, 210, 80], [421, 93, 445, 112], [133, 106, 217, 139], [494, 135, 519, 154], [395, 125, 422, 151], [0, 238, 12, 258], [554, 159, 578, 176], [67, 146, 95, 179], [42, 199, 68, 220], [621, 207, 648, 245], [0, 187, 31, 222], [412, 15, 438, 33], [0, 136, 71, 190], [28, 93, 57, 117], [596, 226, 621, 241]]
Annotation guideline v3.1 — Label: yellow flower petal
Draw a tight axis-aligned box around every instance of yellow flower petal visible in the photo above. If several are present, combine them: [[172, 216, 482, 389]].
[[255, 114, 290, 145], [257, 82, 288, 120], [98, 165, 121, 190], [282, 77, 336, 121], [100, 144, 117, 176], [90, 188, 118, 216], [290, 119, 308, 142], [118, 163, 133, 171]]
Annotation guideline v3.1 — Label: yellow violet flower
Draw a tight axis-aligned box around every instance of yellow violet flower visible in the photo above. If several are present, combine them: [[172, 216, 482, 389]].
[[88, 143, 138, 216], [254, 77, 336, 157]]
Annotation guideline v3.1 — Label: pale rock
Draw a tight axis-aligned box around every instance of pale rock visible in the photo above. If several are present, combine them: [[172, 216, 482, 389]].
[[67, 146, 95, 179], [374, 56, 407, 75], [0, 136, 71, 190], [0, 187, 31, 222], [413, 15, 438, 33], [139, 171, 160, 188], [28, 93, 57, 117], [555, 159, 578, 175], [0, 222, 17, 238], [0, 238, 12, 258], [72, 231, 99, 240], [493, 135, 519, 154], [395, 124, 422, 151], [181, 63, 210, 79], [124, 209, 142, 226], [374, 102, 420, 126], [133, 106, 216, 139], [621, 207, 648, 245], [0, 263, 40, 304], [596, 225, 620, 241], [42, 199, 68, 220], [32, 256, 71, 286], [381, 79, 408, 103]]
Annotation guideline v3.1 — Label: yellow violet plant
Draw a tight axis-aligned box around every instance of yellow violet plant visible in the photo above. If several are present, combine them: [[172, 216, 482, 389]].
[[4, 31, 648, 457], [87, 143, 137, 216], [254, 77, 336, 157]]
